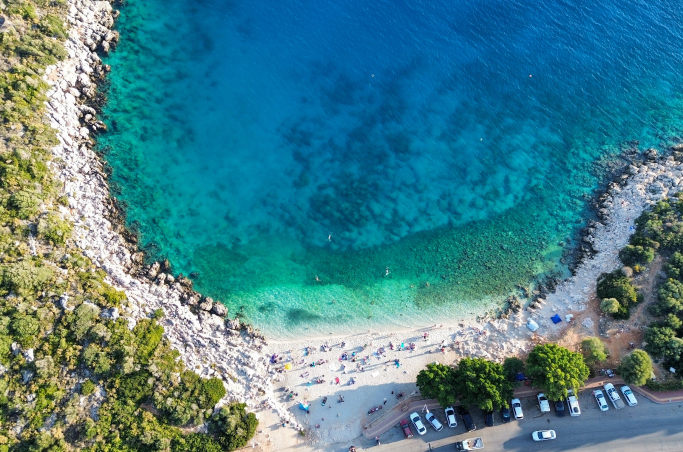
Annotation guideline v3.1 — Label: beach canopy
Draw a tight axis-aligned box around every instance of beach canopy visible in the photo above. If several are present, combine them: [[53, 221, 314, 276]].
[[515, 372, 526, 381], [299, 403, 309, 412], [526, 319, 539, 332], [551, 314, 562, 324]]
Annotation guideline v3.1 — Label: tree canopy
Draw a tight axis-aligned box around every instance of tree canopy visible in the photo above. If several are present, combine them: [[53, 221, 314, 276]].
[[502, 357, 525, 382], [617, 350, 653, 386], [526, 344, 589, 401], [581, 337, 608, 366], [454, 357, 514, 411], [416, 362, 457, 407]]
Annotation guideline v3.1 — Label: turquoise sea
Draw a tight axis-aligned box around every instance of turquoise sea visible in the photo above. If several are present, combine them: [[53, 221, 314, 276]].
[[99, 0, 683, 338]]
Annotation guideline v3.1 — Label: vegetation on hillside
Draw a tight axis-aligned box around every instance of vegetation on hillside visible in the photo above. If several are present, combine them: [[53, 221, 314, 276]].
[[0, 0, 257, 449]]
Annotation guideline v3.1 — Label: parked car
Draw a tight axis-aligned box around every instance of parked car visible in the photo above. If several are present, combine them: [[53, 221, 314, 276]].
[[500, 406, 511, 423], [604, 383, 625, 409], [445, 406, 458, 427], [400, 419, 413, 438], [537, 393, 550, 413], [566, 389, 581, 416], [458, 407, 477, 432], [532, 430, 556, 441], [620, 385, 638, 406], [409, 412, 427, 435], [485, 411, 494, 427], [425, 411, 443, 431], [511, 398, 524, 420], [554, 400, 566, 417], [593, 390, 609, 411]]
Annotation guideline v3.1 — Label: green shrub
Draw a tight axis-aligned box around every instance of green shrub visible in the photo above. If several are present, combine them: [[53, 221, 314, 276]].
[[1, 260, 53, 296], [153, 308, 164, 319], [581, 337, 608, 366], [619, 245, 655, 267], [617, 350, 653, 386], [38, 213, 71, 245], [208, 403, 258, 451], [81, 380, 95, 396], [645, 378, 683, 391], [8, 189, 41, 219], [133, 319, 163, 365], [10, 313, 40, 345], [100, 284, 126, 308], [650, 279, 683, 317], [596, 270, 638, 319], [38, 14, 67, 39], [600, 298, 620, 314], [665, 252, 683, 281]]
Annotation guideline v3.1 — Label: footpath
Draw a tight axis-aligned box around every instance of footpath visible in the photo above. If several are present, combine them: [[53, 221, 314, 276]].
[[362, 376, 683, 439]]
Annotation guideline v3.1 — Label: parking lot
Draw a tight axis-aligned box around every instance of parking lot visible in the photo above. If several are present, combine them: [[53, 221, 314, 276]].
[[369, 385, 683, 452]]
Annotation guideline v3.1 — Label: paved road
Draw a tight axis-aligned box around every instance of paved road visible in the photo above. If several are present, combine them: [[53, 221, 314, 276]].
[[357, 388, 683, 452]]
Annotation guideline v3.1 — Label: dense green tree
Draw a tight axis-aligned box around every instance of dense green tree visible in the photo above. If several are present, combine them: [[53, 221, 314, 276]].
[[619, 245, 655, 267], [665, 252, 683, 280], [133, 319, 164, 365], [502, 357, 525, 382], [644, 326, 677, 359], [596, 270, 639, 319], [581, 337, 608, 366], [600, 298, 620, 314], [208, 403, 258, 451], [526, 344, 589, 401], [650, 279, 683, 317], [70, 302, 100, 341], [454, 358, 513, 411], [617, 350, 653, 386], [172, 433, 223, 452], [416, 363, 458, 407], [10, 313, 40, 346]]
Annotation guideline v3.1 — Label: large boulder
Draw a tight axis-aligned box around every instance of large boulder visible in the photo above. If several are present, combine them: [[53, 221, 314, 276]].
[[211, 303, 227, 317], [147, 261, 160, 279], [198, 298, 213, 311]]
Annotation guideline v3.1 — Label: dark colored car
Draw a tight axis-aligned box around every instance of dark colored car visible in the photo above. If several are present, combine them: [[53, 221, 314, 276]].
[[400, 419, 413, 438], [458, 409, 476, 432], [485, 411, 494, 427], [500, 406, 511, 423], [554, 400, 566, 417]]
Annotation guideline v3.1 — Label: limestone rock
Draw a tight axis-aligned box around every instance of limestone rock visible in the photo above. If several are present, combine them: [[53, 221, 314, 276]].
[[147, 261, 160, 279], [199, 298, 213, 311], [211, 303, 227, 317]]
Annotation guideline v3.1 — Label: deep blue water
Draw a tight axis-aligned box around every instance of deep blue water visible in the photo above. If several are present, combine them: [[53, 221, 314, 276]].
[[100, 0, 683, 337]]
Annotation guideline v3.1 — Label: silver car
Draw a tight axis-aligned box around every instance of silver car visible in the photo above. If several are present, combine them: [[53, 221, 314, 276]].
[[620, 385, 638, 406], [425, 411, 443, 431]]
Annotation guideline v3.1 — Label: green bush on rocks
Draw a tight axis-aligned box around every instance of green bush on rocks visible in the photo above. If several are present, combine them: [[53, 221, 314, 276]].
[[596, 270, 638, 319], [619, 245, 655, 267]]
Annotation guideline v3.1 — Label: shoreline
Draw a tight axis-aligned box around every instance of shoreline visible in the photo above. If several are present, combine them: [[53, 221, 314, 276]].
[[41, 1, 683, 450]]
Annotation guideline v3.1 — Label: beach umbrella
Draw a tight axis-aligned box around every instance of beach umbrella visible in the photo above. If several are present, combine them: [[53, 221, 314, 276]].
[[285, 363, 292, 370]]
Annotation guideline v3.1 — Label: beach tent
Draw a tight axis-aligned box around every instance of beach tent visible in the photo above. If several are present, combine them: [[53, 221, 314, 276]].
[[299, 402, 309, 412], [515, 372, 526, 381], [526, 319, 539, 332], [551, 314, 562, 324]]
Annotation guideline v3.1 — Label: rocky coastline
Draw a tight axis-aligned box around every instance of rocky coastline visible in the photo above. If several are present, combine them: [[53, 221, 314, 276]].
[[44, 0, 274, 411]]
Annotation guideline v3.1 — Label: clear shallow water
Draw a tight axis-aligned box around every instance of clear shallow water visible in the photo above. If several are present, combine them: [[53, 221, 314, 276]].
[[100, 0, 683, 338]]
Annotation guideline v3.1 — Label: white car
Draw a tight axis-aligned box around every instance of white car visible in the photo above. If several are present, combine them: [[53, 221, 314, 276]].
[[511, 398, 524, 420], [537, 393, 550, 413], [532, 430, 556, 441], [445, 406, 457, 427], [567, 389, 581, 416], [409, 412, 427, 435], [620, 385, 638, 406], [593, 390, 609, 411], [425, 411, 443, 431]]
